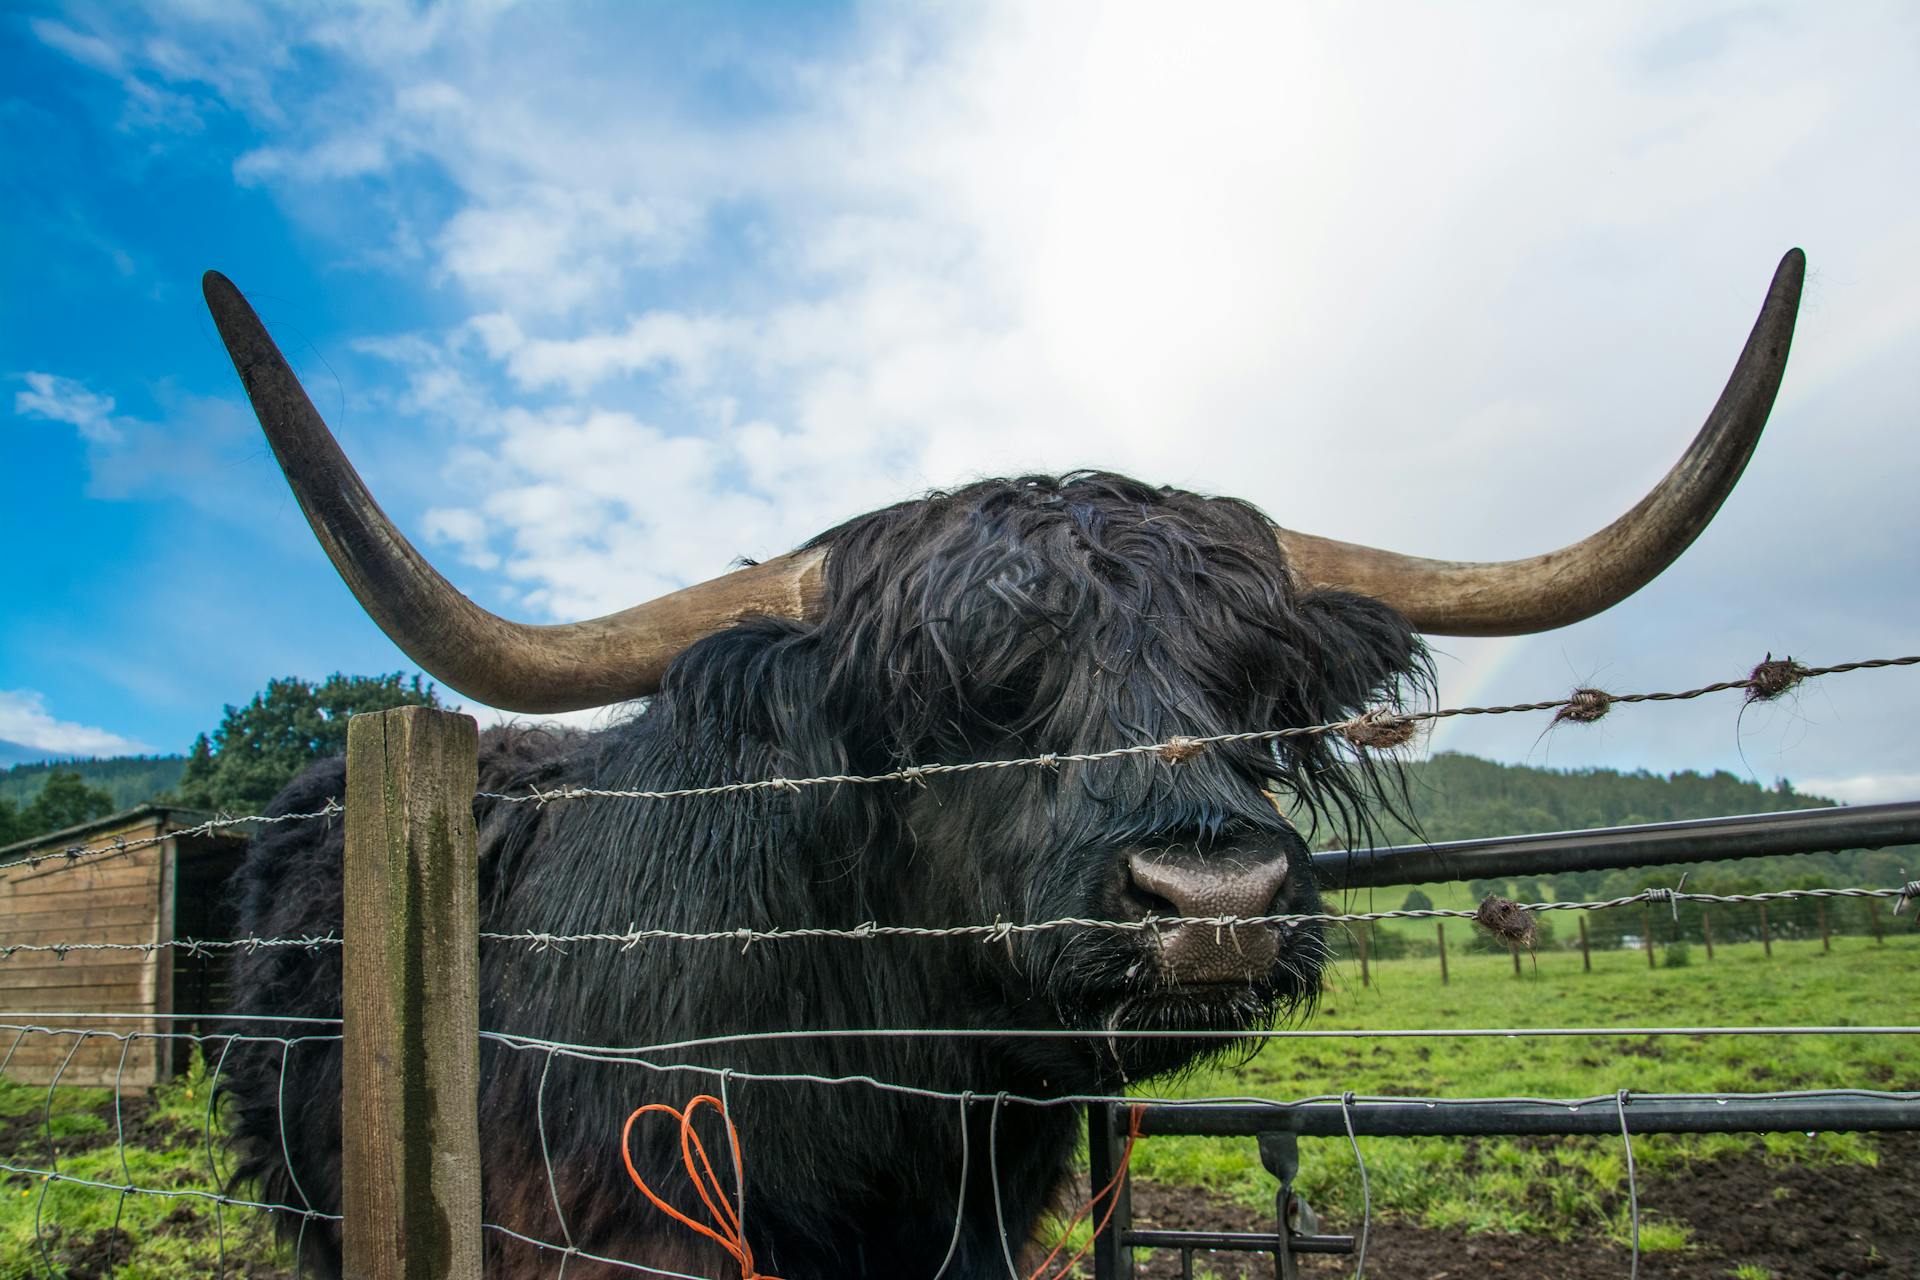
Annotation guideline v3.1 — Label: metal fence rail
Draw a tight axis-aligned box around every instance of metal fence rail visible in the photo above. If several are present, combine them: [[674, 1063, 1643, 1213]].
[[1312, 799, 1920, 888]]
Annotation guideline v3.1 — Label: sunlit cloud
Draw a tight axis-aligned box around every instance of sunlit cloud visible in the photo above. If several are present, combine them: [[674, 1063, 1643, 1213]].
[[0, 690, 152, 758]]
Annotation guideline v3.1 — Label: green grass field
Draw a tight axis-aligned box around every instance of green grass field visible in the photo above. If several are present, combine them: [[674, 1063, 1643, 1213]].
[[4, 932, 1915, 1275]]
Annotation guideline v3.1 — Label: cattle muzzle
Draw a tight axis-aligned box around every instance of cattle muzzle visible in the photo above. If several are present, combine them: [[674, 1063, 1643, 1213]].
[[1124, 847, 1293, 986]]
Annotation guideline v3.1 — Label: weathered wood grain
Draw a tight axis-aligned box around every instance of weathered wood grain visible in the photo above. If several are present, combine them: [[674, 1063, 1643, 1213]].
[[341, 706, 482, 1280]]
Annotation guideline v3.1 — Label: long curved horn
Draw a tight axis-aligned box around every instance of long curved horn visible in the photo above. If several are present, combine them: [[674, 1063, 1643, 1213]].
[[1273, 248, 1804, 634], [203, 271, 826, 713]]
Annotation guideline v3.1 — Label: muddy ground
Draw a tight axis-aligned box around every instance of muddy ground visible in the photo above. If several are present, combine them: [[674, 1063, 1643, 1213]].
[[1128, 1133, 1918, 1279]]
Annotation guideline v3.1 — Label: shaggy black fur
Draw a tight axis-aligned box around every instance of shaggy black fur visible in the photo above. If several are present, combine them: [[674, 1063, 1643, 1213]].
[[222, 472, 1426, 1277]]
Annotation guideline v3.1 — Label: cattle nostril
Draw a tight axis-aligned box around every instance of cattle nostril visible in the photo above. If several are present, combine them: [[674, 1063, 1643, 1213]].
[[1125, 850, 1290, 919]]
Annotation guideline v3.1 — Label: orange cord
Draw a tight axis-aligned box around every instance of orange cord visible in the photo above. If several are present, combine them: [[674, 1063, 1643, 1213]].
[[1026, 1103, 1145, 1280], [622, 1094, 782, 1280]]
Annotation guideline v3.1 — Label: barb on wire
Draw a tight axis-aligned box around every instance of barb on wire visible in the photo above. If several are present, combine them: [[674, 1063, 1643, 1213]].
[[0, 802, 342, 877], [475, 653, 1919, 809]]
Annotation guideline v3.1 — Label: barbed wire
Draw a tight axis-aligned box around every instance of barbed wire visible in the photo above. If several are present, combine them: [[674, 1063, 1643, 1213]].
[[0, 801, 342, 877], [1, 654, 1907, 884], [2, 880, 1912, 961], [476, 653, 1920, 807]]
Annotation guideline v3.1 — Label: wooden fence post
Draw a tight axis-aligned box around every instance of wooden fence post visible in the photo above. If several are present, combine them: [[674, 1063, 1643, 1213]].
[[1642, 903, 1656, 969], [1702, 909, 1714, 961], [1578, 916, 1591, 972], [1818, 901, 1831, 953], [1869, 899, 1885, 945], [1357, 924, 1371, 988], [342, 706, 483, 1280], [1436, 922, 1448, 985], [1759, 903, 1772, 957]]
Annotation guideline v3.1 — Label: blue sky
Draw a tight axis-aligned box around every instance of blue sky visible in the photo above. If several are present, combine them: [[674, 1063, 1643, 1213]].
[[5, 2, 1919, 803]]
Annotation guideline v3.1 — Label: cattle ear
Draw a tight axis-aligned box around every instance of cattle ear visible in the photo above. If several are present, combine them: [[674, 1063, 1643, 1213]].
[[657, 619, 879, 784], [1285, 588, 1427, 722], [1262, 588, 1429, 840]]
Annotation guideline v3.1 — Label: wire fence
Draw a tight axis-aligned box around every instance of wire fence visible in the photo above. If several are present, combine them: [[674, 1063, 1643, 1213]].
[[3, 650, 1918, 1278], [4, 1013, 1916, 1279], [5, 648, 1910, 884]]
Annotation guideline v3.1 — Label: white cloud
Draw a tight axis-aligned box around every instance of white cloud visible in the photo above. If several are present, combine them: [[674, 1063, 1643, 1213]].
[[0, 690, 151, 758], [60, 1, 1920, 785], [1800, 774, 1920, 807], [14, 372, 123, 444]]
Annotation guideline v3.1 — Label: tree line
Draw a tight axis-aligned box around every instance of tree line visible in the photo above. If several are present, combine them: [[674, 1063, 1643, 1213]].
[[0, 674, 439, 849]]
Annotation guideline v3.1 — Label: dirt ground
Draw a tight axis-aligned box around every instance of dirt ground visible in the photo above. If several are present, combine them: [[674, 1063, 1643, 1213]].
[[1128, 1133, 1918, 1280]]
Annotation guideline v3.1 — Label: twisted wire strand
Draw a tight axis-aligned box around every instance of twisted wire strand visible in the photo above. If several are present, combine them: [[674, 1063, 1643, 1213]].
[[4, 652, 1903, 882], [475, 654, 1920, 808], [3, 881, 1913, 960], [0, 802, 342, 876]]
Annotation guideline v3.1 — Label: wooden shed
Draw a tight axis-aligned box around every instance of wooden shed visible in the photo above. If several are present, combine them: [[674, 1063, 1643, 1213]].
[[0, 805, 253, 1089]]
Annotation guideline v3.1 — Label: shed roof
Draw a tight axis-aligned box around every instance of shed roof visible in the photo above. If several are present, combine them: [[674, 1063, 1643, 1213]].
[[0, 802, 251, 860]]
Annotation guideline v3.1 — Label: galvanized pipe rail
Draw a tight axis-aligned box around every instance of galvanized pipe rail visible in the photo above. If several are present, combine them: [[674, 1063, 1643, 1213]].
[[1123, 1091, 1920, 1139], [1310, 800, 1920, 889]]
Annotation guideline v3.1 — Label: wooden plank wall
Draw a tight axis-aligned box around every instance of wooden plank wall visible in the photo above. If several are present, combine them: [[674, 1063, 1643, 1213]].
[[0, 815, 170, 1090]]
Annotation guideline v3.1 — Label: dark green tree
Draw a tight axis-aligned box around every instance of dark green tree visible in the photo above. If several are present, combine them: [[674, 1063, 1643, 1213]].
[[0, 795, 23, 847], [173, 674, 441, 814], [1400, 887, 1434, 913], [18, 769, 116, 836]]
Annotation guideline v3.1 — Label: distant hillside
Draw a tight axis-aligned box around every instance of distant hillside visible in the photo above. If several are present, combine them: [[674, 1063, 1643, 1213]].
[[1355, 752, 1909, 904], [0, 755, 189, 811], [1380, 751, 1832, 846]]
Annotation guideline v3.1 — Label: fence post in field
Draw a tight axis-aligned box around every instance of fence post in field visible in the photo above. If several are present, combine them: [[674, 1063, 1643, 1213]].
[[1578, 915, 1591, 972], [1436, 921, 1449, 985], [1818, 901, 1831, 952], [1642, 902, 1656, 969], [342, 706, 484, 1280], [1869, 899, 1885, 945], [1759, 903, 1773, 957], [1357, 923, 1371, 987], [1702, 909, 1714, 961]]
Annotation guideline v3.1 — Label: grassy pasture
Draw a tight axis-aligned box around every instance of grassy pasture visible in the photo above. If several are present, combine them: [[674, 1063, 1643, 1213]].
[[1128, 930, 1920, 1251]]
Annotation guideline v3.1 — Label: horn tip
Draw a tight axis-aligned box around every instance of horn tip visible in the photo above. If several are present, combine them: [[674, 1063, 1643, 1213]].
[[1776, 247, 1806, 288]]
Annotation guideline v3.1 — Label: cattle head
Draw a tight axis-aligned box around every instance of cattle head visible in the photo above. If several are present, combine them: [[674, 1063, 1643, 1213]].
[[203, 252, 1801, 1084]]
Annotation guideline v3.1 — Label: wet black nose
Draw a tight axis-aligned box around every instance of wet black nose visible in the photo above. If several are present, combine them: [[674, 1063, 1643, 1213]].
[[1125, 850, 1290, 983], [1126, 850, 1290, 919]]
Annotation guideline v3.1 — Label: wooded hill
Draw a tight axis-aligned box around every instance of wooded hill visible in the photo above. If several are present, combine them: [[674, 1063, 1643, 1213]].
[[0, 754, 188, 812]]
